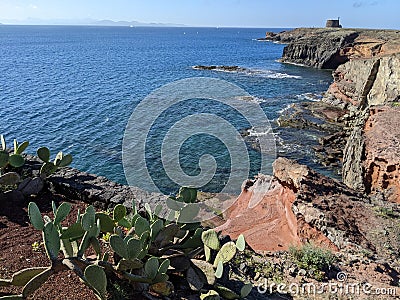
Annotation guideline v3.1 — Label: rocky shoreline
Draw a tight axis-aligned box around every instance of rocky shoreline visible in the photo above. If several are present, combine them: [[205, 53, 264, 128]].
[[209, 28, 400, 295], [8, 27, 398, 254], [1, 26, 399, 299], [266, 27, 400, 202], [262, 27, 400, 69]]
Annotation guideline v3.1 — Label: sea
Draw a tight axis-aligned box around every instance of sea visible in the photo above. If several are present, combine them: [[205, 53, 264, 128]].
[[0, 25, 334, 194]]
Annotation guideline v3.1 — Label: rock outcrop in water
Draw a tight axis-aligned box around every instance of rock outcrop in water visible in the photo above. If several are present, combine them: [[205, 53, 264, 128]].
[[192, 65, 246, 72]]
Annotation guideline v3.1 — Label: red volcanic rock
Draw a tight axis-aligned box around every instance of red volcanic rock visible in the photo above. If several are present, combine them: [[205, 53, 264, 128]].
[[326, 81, 360, 106], [218, 178, 300, 252], [364, 106, 400, 202], [216, 158, 375, 253]]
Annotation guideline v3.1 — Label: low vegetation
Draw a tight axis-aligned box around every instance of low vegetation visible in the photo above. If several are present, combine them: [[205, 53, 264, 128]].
[[0, 134, 72, 196], [289, 243, 337, 281], [0, 186, 252, 299]]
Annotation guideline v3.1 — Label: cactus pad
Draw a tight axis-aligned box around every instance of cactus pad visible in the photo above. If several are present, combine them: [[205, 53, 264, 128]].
[[54, 202, 71, 225], [110, 235, 128, 259], [145, 257, 159, 280], [8, 154, 24, 168], [0, 150, 9, 168], [235, 234, 246, 252], [213, 242, 237, 267], [43, 222, 60, 260], [201, 229, 220, 251], [11, 267, 48, 286], [37, 147, 50, 163], [84, 265, 107, 299], [95, 212, 115, 233], [40, 162, 58, 177], [28, 202, 44, 231], [113, 204, 126, 222]]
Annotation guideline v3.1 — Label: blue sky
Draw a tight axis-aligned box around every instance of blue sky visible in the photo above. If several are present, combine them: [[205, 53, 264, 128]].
[[0, 0, 398, 28]]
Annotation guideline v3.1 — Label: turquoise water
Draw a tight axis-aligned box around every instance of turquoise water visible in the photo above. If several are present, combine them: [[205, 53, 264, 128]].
[[0, 25, 333, 193]]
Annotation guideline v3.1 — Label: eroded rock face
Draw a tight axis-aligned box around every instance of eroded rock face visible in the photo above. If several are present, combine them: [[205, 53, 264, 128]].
[[367, 54, 400, 105], [216, 158, 373, 253], [281, 30, 359, 69], [272, 28, 400, 204], [364, 106, 400, 202], [217, 177, 300, 252], [324, 54, 400, 200], [325, 54, 400, 107]]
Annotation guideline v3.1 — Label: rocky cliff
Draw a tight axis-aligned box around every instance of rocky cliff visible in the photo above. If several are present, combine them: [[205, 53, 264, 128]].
[[269, 28, 400, 203], [325, 53, 400, 202], [266, 28, 400, 69]]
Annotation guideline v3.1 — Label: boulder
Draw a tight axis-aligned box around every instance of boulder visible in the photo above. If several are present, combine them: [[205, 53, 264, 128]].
[[216, 158, 374, 253], [47, 166, 166, 210], [18, 177, 45, 197]]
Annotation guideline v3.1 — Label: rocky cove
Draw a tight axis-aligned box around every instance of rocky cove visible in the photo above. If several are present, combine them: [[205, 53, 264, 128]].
[[128, 27, 400, 294], [270, 27, 400, 202], [1, 27, 400, 299]]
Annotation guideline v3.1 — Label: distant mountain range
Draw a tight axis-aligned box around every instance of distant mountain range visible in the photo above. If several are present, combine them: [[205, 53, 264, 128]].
[[0, 18, 186, 27]]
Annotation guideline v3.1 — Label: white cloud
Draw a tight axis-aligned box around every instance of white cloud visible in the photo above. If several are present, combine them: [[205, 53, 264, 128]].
[[29, 4, 38, 9], [353, 1, 380, 8]]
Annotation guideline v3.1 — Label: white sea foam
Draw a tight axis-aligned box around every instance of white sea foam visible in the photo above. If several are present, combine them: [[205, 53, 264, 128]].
[[193, 65, 302, 79], [261, 70, 302, 79], [277, 104, 294, 114], [252, 38, 271, 42], [296, 93, 322, 102], [233, 95, 268, 104], [246, 127, 277, 137], [240, 68, 302, 79]]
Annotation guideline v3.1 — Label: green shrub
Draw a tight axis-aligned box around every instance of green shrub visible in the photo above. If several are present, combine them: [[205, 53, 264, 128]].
[[375, 207, 398, 219], [289, 243, 336, 280]]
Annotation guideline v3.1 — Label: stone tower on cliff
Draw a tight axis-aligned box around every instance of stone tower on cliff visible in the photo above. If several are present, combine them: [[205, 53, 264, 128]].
[[326, 18, 342, 28]]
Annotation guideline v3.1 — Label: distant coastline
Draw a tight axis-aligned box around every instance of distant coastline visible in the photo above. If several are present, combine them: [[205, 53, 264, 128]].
[[0, 18, 186, 27]]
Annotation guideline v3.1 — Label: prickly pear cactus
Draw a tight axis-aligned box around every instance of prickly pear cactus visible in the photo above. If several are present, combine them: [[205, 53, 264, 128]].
[[0, 136, 28, 172], [236, 234, 246, 252], [14, 140, 29, 155], [8, 154, 24, 168], [28, 202, 44, 230], [110, 234, 129, 259], [144, 257, 159, 280], [201, 229, 220, 251], [178, 186, 197, 203], [37, 147, 73, 177], [40, 162, 58, 177], [0, 150, 9, 168], [37, 147, 50, 162], [84, 265, 107, 300], [1, 188, 250, 299], [43, 222, 61, 261]]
